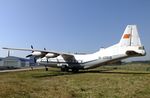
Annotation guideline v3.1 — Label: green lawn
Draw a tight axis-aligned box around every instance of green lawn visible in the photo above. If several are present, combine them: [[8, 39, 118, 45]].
[[0, 63, 150, 98]]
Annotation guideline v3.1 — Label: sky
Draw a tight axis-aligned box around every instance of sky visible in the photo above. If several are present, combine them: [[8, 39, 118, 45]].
[[0, 0, 150, 61]]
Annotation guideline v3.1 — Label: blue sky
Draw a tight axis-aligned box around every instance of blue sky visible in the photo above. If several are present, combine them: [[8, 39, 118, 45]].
[[0, 0, 149, 61]]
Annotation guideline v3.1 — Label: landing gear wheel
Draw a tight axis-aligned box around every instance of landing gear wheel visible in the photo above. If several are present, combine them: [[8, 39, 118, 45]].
[[72, 69, 79, 73], [61, 65, 69, 72]]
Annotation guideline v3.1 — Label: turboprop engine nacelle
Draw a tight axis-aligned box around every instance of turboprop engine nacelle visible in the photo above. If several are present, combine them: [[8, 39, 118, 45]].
[[45, 53, 59, 58], [31, 51, 42, 56]]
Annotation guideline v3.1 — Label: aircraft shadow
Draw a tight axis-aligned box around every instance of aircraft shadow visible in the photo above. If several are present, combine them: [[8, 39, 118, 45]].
[[32, 69, 150, 78], [79, 70, 150, 75], [32, 70, 73, 78]]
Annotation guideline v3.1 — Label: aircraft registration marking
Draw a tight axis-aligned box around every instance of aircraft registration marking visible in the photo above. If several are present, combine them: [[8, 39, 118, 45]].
[[99, 56, 112, 60]]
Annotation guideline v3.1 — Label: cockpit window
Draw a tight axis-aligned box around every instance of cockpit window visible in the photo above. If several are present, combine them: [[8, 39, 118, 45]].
[[139, 46, 145, 50]]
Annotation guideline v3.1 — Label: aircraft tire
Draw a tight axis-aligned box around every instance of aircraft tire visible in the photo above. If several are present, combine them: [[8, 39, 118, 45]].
[[61, 65, 69, 72], [72, 69, 79, 73]]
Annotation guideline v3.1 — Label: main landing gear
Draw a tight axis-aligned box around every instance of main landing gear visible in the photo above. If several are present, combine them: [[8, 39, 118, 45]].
[[61, 65, 69, 72], [61, 65, 79, 72]]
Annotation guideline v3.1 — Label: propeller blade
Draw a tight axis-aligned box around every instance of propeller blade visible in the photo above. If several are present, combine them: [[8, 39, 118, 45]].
[[34, 58, 36, 63], [31, 45, 34, 53], [31, 45, 33, 49], [47, 58, 48, 63], [26, 54, 32, 58]]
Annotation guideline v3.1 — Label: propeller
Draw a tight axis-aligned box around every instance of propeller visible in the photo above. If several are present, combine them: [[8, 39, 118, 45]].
[[8, 50, 10, 57], [26, 45, 34, 58], [26, 54, 32, 58], [27, 45, 38, 65], [46, 58, 49, 63], [31, 45, 34, 53], [44, 49, 48, 71], [34, 57, 37, 63], [31, 45, 33, 49], [43, 47, 49, 63], [29, 56, 37, 64]]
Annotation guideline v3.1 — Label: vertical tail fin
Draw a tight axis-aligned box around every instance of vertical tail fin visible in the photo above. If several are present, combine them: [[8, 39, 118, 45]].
[[119, 25, 142, 46]]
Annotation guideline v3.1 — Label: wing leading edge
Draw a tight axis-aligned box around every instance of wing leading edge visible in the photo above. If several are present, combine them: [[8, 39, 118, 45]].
[[2, 47, 76, 62]]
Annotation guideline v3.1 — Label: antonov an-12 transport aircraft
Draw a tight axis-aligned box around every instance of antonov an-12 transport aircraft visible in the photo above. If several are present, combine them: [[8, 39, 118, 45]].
[[3, 25, 146, 72]]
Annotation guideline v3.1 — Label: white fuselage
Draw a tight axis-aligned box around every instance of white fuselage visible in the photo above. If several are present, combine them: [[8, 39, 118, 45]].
[[39, 44, 146, 69]]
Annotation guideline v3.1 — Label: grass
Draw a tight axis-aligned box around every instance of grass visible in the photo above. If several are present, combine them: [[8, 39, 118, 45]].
[[0, 63, 150, 98]]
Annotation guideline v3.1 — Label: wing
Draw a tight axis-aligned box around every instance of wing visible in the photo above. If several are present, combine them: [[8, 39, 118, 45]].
[[3, 47, 60, 54], [2, 47, 76, 62]]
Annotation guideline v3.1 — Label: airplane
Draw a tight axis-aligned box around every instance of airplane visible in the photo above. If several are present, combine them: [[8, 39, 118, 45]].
[[2, 25, 146, 72]]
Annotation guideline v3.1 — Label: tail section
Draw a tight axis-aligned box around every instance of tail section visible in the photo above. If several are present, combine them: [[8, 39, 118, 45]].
[[118, 25, 146, 56], [119, 25, 142, 47]]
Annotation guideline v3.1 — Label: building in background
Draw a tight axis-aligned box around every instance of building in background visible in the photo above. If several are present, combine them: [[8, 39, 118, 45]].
[[0, 56, 30, 68]]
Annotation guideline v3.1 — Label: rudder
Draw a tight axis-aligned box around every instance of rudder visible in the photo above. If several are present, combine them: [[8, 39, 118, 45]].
[[119, 25, 142, 47]]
